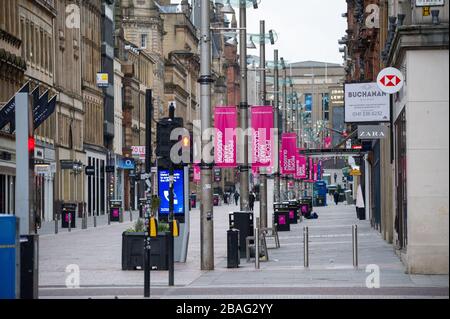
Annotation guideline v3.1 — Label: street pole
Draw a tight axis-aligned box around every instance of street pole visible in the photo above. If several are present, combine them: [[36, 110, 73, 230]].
[[273, 50, 281, 204], [168, 106, 175, 286], [143, 89, 153, 298], [199, 0, 214, 271], [259, 20, 268, 229], [239, 1, 250, 212], [281, 64, 288, 200]]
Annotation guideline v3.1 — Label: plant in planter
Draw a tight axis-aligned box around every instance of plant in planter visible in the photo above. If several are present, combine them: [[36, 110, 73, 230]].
[[122, 200, 170, 271]]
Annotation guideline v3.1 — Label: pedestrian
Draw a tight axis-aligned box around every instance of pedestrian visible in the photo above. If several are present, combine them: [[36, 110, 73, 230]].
[[356, 184, 365, 220], [333, 191, 339, 206], [223, 192, 228, 205], [249, 192, 256, 211], [334, 173, 338, 183], [234, 192, 240, 206]]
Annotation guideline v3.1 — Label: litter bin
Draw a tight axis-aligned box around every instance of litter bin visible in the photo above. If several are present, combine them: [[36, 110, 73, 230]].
[[274, 209, 291, 232], [227, 229, 240, 268], [20, 235, 38, 299], [287, 200, 300, 224], [190, 194, 197, 209], [345, 190, 354, 205], [213, 194, 220, 206], [229, 212, 254, 259], [110, 200, 123, 222], [61, 202, 77, 228]]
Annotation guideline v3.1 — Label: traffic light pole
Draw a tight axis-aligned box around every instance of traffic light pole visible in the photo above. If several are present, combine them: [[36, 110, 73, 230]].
[[144, 89, 153, 298], [281, 66, 288, 200], [239, 1, 250, 212], [199, 0, 214, 271], [168, 110, 175, 286]]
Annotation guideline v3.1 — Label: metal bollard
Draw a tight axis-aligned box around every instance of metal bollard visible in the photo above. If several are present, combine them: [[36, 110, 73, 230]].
[[54, 215, 58, 234], [68, 212, 72, 233], [82, 211, 87, 229], [352, 225, 358, 268], [255, 217, 260, 269], [94, 214, 97, 228], [303, 226, 309, 268], [130, 210, 133, 222]]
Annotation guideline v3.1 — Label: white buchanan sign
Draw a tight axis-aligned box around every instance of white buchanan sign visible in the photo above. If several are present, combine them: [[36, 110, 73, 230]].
[[416, 0, 444, 7], [344, 82, 390, 123]]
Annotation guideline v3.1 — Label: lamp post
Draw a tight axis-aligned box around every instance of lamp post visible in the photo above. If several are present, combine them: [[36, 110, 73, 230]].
[[239, 1, 250, 212], [281, 58, 288, 200], [199, 0, 214, 271], [273, 50, 280, 204], [259, 20, 268, 229]]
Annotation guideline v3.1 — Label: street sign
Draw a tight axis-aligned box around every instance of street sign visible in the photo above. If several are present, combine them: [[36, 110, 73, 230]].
[[0, 82, 29, 131], [344, 82, 390, 123], [34, 94, 57, 130], [377, 67, 404, 94], [85, 166, 95, 176], [105, 165, 115, 173], [131, 146, 146, 161], [96, 73, 109, 87], [358, 125, 389, 140], [415, 0, 444, 6]]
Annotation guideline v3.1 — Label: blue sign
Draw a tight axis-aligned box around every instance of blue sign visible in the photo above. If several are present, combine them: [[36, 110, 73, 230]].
[[118, 158, 135, 170], [158, 169, 185, 216], [305, 94, 312, 112]]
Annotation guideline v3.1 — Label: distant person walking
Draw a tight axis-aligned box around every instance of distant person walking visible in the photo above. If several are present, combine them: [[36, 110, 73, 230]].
[[356, 184, 365, 220], [249, 192, 256, 211], [334, 173, 338, 183], [234, 192, 240, 206], [333, 191, 339, 206]]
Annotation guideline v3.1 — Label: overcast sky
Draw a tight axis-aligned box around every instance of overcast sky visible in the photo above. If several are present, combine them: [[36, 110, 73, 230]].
[[235, 0, 347, 65]]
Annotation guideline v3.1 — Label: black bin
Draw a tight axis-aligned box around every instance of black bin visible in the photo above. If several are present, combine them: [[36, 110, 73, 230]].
[[229, 212, 254, 259], [287, 200, 300, 224], [190, 194, 197, 209], [274, 209, 291, 232], [227, 229, 240, 268], [20, 235, 38, 299], [110, 200, 123, 222], [61, 203, 76, 228]]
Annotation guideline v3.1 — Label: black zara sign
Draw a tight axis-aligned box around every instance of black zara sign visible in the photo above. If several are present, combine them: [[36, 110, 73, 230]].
[[358, 125, 389, 140]]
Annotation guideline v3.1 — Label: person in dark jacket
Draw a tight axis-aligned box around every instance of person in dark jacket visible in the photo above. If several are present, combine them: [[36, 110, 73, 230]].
[[333, 191, 340, 205], [249, 192, 256, 211], [234, 192, 240, 206]]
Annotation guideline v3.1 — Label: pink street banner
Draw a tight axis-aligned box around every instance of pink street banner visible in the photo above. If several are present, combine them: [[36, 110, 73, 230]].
[[214, 106, 237, 168], [251, 106, 274, 171], [313, 161, 318, 181], [281, 133, 297, 175], [324, 136, 332, 148], [193, 164, 201, 182], [295, 153, 307, 180]]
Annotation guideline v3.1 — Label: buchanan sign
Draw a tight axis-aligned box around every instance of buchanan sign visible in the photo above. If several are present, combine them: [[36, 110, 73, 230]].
[[344, 82, 390, 123]]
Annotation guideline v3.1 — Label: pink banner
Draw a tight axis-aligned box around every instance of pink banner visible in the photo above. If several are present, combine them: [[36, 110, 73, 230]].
[[295, 153, 307, 180], [193, 164, 201, 182], [251, 106, 274, 171], [214, 106, 237, 168], [324, 136, 332, 148], [281, 133, 297, 175], [313, 161, 318, 181]]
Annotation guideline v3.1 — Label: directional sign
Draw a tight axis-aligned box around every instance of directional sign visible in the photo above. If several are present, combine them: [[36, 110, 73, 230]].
[[34, 94, 57, 130], [0, 82, 30, 131], [377, 67, 404, 94]]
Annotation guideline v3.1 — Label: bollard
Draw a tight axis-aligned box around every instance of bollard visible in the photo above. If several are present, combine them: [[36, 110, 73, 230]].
[[94, 214, 97, 228], [303, 226, 309, 268], [54, 215, 58, 234], [82, 210, 87, 230], [352, 225, 358, 268], [68, 212, 71, 233], [255, 217, 260, 269], [130, 210, 133, 222]]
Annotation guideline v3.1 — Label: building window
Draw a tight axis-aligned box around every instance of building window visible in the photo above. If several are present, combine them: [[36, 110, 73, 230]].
[[141, 34, 147, 49]]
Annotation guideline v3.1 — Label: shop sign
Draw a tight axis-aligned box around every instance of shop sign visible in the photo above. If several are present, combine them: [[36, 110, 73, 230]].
[[416, 0, 444, 6]]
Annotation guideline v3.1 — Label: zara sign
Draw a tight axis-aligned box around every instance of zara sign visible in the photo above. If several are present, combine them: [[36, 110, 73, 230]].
[[358, 125, 389, 140]]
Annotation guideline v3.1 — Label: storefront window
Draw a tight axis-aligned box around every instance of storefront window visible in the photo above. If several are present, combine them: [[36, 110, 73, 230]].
[[395, 109, 407, 249]]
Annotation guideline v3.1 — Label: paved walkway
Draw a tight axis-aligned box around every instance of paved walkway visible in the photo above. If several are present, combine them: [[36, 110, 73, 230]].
[[38, 198, 449, 299]]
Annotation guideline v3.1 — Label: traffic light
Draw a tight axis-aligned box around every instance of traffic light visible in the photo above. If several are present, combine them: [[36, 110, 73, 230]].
[[156, 117, 184, 168]]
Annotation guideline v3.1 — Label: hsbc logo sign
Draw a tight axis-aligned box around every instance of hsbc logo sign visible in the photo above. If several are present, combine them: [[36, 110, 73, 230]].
[[377, 67, 405, 94]]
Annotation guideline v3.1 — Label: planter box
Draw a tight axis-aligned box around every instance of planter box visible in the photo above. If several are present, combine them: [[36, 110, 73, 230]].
[[121, 232, 169, 271]]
